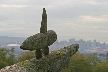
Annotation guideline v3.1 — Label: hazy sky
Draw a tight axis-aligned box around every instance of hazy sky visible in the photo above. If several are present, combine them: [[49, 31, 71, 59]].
[[0, 0, 108, 42]]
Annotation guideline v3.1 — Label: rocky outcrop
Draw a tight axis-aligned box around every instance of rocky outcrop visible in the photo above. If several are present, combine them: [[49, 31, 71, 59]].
[[0, 44, 79, 72]]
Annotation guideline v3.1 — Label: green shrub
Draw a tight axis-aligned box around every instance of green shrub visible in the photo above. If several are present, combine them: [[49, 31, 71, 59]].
[[18, 51, 35, 62]]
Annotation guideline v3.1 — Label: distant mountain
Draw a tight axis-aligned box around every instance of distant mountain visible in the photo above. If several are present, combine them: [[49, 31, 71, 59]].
[[0, 36, 26, 47], [0, 36, 27, 57]]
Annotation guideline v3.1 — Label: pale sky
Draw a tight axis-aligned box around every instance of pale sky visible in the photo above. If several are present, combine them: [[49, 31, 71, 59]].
[[0, 0, 108, 42]]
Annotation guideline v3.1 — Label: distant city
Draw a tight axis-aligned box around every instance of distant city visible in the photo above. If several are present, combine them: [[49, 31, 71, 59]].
[[0, 36, 108, 61]]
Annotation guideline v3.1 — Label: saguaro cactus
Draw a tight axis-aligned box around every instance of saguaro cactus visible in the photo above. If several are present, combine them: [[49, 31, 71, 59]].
[[20, 8, 57, 59], [40, 8, 49, 55], [40, 8, 47, 33]]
